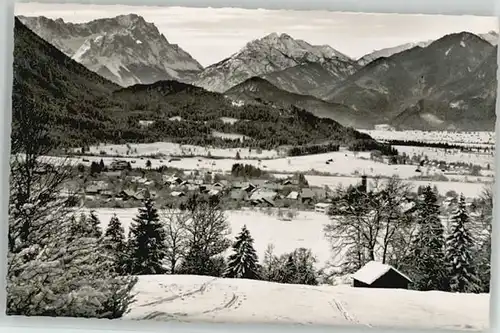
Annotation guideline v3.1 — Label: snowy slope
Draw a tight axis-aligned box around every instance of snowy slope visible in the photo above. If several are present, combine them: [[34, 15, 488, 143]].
[[18, 14, 203, 86], [125, 274, 489, 331], [194, 33, 357, 93]]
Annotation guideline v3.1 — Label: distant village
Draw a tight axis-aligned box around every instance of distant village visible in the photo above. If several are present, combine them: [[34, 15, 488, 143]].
[[51, 156, 483, 215]]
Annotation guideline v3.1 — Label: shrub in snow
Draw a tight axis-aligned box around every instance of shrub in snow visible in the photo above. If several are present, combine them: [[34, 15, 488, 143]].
[[177, 193, 231, 276], [261, 245, 318, 286]]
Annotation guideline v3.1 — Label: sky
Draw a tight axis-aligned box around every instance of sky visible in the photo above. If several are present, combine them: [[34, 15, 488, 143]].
[[15, 3, 499, 67]]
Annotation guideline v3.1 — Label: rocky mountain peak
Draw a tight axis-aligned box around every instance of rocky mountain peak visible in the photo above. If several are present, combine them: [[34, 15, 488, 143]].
[[194, 32, 355, 92], [17, 14, 204, 87]]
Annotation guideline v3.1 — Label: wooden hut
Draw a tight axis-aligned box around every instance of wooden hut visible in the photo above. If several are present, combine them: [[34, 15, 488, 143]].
[[352, 261, 411, 289]]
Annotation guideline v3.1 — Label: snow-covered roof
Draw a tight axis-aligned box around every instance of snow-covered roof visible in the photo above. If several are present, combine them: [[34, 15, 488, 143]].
[[352, 261, 412, 285]]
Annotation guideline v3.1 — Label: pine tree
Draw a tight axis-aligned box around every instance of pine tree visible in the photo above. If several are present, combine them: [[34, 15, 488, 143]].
[[224, 225, 260, 279], [409, 186, 448, 291], [89, 210, 103, 238], [104, 214, 127, 274], [127, 199, 167, 275], [445, 194, 481, 293], [282, 254, 298, 283], [69, 213, 94, 241], [99, 159, 105, 172]]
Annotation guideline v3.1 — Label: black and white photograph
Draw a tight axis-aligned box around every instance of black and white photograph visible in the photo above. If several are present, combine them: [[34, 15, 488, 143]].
[[6, 2, 496, 331]]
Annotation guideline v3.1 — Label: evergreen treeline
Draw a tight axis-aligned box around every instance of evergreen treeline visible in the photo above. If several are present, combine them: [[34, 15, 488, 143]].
[[101, 193, 320, 286], [386, 139, 493, 152], [231, 163, 268, 178]]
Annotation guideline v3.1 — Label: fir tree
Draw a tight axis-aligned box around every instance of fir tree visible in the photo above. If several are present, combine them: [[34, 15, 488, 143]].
[[7, 103, 136, 318], [99, 159, 105, 172], [409, 186, 448, 291], [224, 225, 260, 279], [69, 213, 94, 241], [89, 210, 102, 238], [127, 199, 167, 275], [7, 213, 137, 318], [445, 194, 481, 293], [282, 254, 298, 283], [104, 214, 127, 274]]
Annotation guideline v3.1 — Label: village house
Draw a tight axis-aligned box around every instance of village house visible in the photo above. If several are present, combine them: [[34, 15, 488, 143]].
[[351, 261, 412, 289], [286, 191, 300, 200], [250, 189, 278, 206], [100, 190, 114, 199], [263, 182, 285, 191], [103, 170, 122, 178], [117, 189, 136, 200], [163, 175, 183, 186], [208, 188, 222, 198], [299, 188, 315, 204], [229, 189, 249, 202], [231, 181, 257, 193], [110, 160, 130, 171], [314, 202, 332, 214], [282, 179, 299, 186]]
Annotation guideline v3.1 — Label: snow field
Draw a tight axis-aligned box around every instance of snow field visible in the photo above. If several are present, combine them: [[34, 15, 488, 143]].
[[52, 150, 425, 178], [394, 145, 494, 168], [304, 175, 491, 198], [82, 141, 280, 159], [125, 274, 489, 330], [359, 130, 495, 146]]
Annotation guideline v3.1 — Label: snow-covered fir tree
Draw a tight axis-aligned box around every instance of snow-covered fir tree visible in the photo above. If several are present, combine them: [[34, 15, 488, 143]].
[[408, 186, 448, 291], [282, 254, 298, 283], [224, 225, 260, 279], [9, 213, 137, 318], [445, 194, 481, 293], [7, 103, 137, 317], [89, 210, 103, 238], [104, 214, 127, 274], [127, 198, 167, 275]]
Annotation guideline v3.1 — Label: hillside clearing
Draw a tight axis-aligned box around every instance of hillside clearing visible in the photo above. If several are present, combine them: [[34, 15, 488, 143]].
[[125, 274, 489, 331]]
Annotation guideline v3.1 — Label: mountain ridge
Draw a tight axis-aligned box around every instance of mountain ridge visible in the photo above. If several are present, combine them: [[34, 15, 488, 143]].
[[225, 76, 374, 129], [194, 32, 358, 93], [17, 14, 204, 87]]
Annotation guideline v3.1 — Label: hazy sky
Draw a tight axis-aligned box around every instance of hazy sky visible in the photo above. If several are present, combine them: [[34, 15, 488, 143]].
[[15, 3, 498, 67]]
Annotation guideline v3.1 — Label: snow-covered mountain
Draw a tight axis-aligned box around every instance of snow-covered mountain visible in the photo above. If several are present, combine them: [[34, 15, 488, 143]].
[[358, 30, 498, 66], [357, 40, 433, 66], [479, 31, 499, 45], [194, 33, 358, 93], [17, 14, 204, 87]]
